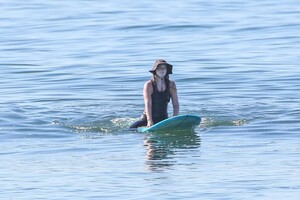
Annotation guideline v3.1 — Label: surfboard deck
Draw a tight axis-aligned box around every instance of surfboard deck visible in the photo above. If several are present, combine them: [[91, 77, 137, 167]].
[[138, 114, 201, 133]]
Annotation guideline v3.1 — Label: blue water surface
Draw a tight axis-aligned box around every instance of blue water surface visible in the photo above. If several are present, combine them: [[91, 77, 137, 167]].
[[1, 0, 299, 199]]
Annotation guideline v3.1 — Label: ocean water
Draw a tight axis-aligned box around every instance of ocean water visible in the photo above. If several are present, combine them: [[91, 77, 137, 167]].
[[1, 0, 299, 199]]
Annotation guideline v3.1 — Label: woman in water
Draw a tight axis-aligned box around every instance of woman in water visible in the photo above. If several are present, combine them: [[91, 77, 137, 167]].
[[130, 59, 179, 128]]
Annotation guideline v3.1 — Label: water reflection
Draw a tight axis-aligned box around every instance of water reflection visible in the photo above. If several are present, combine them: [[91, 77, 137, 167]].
[[144, 130, 201, 171]]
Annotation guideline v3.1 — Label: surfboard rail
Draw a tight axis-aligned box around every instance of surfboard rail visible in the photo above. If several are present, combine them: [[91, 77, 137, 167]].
[[138, 114, 201, 133]]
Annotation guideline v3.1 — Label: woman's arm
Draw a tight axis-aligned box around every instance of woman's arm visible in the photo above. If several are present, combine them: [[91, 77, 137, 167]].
[[170, 80, 179, 116], [143, 81, 153, 127]]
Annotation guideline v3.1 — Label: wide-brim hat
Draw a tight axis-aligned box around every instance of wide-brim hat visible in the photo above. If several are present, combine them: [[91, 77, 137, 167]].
[[149, 59, 173, 75]]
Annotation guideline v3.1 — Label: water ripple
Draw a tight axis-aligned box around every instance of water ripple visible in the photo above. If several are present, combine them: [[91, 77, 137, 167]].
[[1, 0, 300, 199]]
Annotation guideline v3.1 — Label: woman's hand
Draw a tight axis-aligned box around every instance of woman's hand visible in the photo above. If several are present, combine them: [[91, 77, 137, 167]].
[[147, 120, 153, 127]]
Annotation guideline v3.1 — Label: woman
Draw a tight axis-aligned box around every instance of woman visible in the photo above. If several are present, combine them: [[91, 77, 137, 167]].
[[130, 59, 179, 128]]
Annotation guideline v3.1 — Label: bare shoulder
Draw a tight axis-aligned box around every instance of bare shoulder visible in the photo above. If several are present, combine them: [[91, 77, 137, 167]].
[[144, 80, 153, 91], [144, 80, 152, 88], [169, 80, 177, 89]]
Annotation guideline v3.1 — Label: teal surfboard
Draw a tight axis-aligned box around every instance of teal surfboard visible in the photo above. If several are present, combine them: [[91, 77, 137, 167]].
[[138, 114, 201, 133]]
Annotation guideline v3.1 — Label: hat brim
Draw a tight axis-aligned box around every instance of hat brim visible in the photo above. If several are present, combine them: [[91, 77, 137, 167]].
[[149, 63, 173, 75]]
